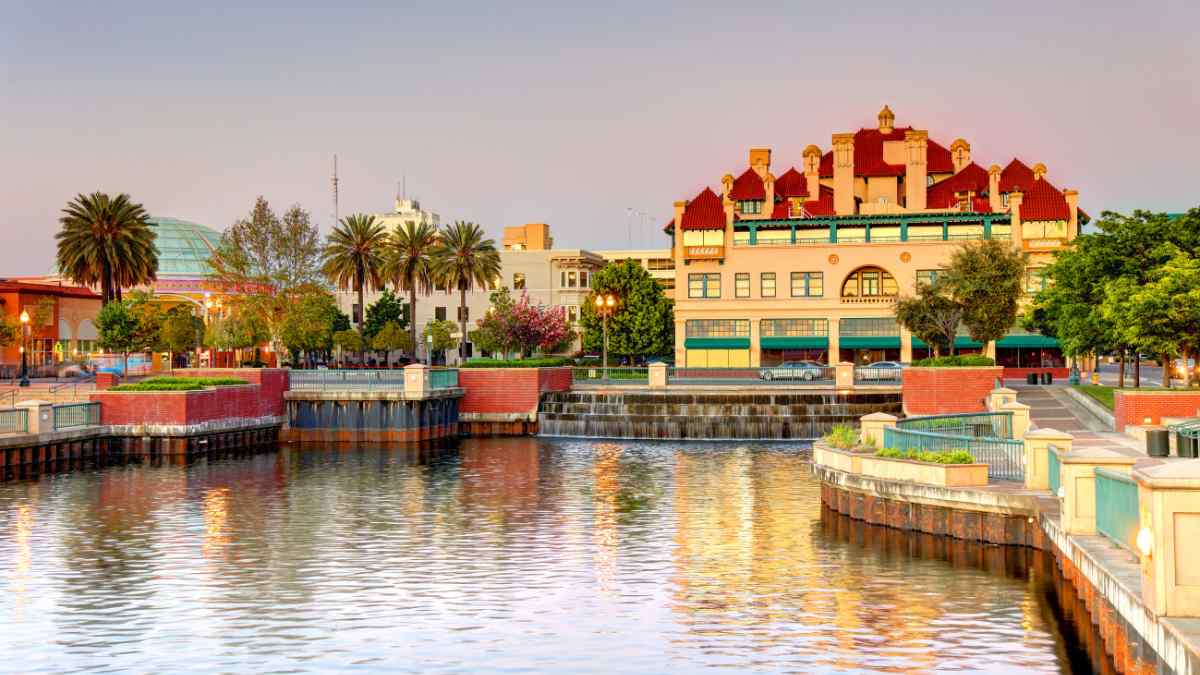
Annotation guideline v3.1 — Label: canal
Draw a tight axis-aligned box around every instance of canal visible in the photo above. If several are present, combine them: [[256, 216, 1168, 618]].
[[0, 438, 1109, 673]]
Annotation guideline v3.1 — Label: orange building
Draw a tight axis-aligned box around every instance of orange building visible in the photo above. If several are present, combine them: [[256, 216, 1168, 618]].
[[0, 280, 101, 377]]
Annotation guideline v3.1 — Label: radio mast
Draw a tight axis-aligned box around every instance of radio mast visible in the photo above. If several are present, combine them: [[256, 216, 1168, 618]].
[[331, 154, 340, 225]]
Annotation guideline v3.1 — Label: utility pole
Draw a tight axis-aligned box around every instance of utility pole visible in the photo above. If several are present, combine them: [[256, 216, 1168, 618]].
[[332, 154, 340, 225]]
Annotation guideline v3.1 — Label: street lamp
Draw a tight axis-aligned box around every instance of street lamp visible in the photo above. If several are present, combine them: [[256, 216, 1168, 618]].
[[18, 309, 30, 387], [593, 293, 618, 381]]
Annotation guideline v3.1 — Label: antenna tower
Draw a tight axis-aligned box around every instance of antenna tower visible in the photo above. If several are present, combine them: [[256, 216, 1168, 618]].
[[331, 154, 340, 224]]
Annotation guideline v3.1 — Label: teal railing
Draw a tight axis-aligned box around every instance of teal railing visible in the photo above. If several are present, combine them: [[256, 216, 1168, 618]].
[[882, 425, 1025, 481], [0, 408, 28, 435], [429, 369, 459, 389], [897, 412, 1013, 440], [1048, 445, 1062, 495], [53, 402, 101, 430], [1095, 468, 1139, 552]]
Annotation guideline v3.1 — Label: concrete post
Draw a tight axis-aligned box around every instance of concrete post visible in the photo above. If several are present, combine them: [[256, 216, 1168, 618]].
[[15, 399, 53, 435], [1022, 428, 1073, 490], [835, 362, 855, 392], [648, 362, 668, 389], [404, 363, 430, 398], [1135, 460, 1200, 617], [1001, 400, 1031, 439], [1059, 448, 1136, 536], [859, 412, 898, 447], [987, 387, 1017, 412]]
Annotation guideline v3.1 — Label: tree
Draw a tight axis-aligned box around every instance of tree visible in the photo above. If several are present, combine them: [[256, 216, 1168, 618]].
[[371, 321, 413, 366], [939, 239, 1027, 346], [432, 221, 501, 358], [363, 289, 407, 343], [332, 329, 364, 365], [95, 300, 139, 375], [894, 282, 964, 357], [422, 319, 459, 358], [580, 260, 673, 358], [0, 315, 20, 350], [1104, 250, 1200, 387], [321, 214, 388, 362], [55, 192, 158, 304], [280, 290, 340, 368], [161, 306, 202, 367], [126, 291, 167, 353], [383, 221, 439, 363], [211, 198, 323, 291], [471, 288, 570, 358]]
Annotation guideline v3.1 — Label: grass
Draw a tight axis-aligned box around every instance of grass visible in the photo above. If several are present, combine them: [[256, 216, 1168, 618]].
[[912, 355, 996, 367], [822, 424, 859, 449], [875, 447, 976, 464], [1073, 384, 1115, 411], [461, 357, 572, 368], [109, 376, 248, 392]]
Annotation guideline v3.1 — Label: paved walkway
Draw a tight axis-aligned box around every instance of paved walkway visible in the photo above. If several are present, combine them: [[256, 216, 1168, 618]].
[[1011, 383, 1145, 457]]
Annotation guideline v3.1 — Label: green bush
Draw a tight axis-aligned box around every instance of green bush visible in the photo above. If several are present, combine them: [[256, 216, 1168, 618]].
[[822, 424, 859, 449], [460, 357, 572, 369], [875, 447, 976, 464], [109, 376, 248, 392], [912, 355, 996, 368]]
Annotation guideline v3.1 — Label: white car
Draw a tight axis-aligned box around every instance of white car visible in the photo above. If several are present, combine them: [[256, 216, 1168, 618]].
[[759, 361, 828, 381]]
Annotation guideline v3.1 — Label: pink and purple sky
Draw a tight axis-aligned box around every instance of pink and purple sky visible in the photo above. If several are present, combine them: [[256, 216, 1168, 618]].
[[2, 1, 1197, 274]]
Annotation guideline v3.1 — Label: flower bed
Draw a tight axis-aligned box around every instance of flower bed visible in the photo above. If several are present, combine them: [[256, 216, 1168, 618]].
[[912, 355, 996, 367], [860, 450, 988, 487], [109, 376, 247, 391], [461, 357, 571, 368]]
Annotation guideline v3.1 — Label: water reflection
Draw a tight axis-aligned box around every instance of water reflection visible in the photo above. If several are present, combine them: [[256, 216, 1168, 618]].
[[0, 438, 1102, 673]]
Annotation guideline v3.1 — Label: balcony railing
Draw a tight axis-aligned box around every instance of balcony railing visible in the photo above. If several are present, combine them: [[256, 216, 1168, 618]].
[[840, 295, 897, 304], [683, 245, 724, 260]]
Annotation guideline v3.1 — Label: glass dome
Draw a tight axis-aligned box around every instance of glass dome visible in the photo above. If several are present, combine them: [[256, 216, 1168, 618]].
[[147, 217, 222, 278]]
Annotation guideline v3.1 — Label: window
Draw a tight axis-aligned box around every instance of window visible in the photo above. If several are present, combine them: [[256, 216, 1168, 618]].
[[435, 306, 447, 321], [579, 271, 588, 288], [841, 267, 897, 297], [567, 305, 579, 323], [1001, 193, 1010, 207], [567, 270, 577, 287], [916, 269, 943, 288], [688, 273, 721, 299], [760, 318, 827, 337], [840, 317, 900, 337], [736, 200, 762, 214], [458, 306, 469, 322], [513, 272, 526, 290], [761, 272, 776, 298], [791, 272, 823, 297], [647, 258, 674, 271], [1025, 268, 1048, 294], [682, 230, 724, 247], [685, 319, 749, 337], [735, 273, 750, 298]]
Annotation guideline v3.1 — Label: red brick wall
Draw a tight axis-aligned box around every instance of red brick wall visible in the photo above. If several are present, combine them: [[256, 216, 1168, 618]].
[[460, 367, 572, 416], [95, 372, 119, 390], [1113, 390, 1200, 431], [902, 367, 1003, 415], [173, 368, 289, 416], [90, 384, 272, 426]]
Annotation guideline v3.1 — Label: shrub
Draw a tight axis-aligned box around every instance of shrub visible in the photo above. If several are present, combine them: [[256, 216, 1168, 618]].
[[912, 355, 996, 367], [460, 357, 572, 369], [822, 424, 859, 449], [109, 376, 248, 391], [874, 447, 976, 464]]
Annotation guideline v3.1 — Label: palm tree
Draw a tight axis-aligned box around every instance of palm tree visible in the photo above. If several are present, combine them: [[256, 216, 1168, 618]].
[[383, 221, 439, 363], [55, 192, 158, 305], [432, 221, 501, 362], [321, 214, 388, 364]]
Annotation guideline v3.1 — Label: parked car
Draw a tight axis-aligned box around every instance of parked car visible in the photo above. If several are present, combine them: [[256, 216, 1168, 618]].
[[759, 360, 828, 381], [858, 361, 904, 380]]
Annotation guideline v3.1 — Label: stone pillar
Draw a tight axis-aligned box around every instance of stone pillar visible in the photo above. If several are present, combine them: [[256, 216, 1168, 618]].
[[899, 326, 913, 364], [860, 412, 898, 447], [1059, 448, 1137, 536], [1136, 460, 1200, 617], [1023, 428, 1073, 490], [404, 363, 430, 398], [675, 319, 687, 367], [827, 318, 840, 366], [904, 130, 928, 211], [832, 133, 856, 215], [1000, 400, 1031, 439], [648, 362, 668, 389], [835, 362, 855, 392], [749, 318, 761, 368], [15, 400, 53, 434], [988, 386, 1017, 411]]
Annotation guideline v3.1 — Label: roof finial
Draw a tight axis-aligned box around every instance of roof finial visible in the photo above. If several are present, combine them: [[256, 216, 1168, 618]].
[[878, 104, 895, 133]]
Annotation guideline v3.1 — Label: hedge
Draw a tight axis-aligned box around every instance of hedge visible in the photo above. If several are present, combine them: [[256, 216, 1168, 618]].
[[875, 448, 976, 464], [459, 357, 572, 369], [912, 355, 996, 368], [109, 376, 248, 392]]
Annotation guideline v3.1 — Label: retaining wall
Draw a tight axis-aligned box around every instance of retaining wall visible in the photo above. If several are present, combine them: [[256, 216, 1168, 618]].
[[902, 366, 1003, 415]]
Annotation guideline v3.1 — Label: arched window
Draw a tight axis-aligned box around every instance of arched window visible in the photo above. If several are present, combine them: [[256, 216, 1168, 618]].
[[841, 267, 898, 297]]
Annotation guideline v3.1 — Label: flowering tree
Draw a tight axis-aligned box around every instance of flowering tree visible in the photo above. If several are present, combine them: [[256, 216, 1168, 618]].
[[471, 289, 570, 358]]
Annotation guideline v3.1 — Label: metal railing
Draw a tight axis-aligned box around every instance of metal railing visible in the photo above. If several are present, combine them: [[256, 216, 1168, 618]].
[[756, 365, 835, 383], [289, 369, 408, 391], [572, 367, 650, 384], [882, 423, 1025, 481], [898, 411, 1013, 440], [1167, 418, 1200, 439], [52, 402, 101, 430], [1048, 445, 1062, 495], [1095, 468, 1139, 552], [49, 376, 95, 402], [853, 366, 903, 383], [429, 369, 460, 389], [0, 408, 29, 435]]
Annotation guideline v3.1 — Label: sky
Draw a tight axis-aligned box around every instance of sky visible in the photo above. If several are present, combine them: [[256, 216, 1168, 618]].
[[2, 0, 1198, 274]]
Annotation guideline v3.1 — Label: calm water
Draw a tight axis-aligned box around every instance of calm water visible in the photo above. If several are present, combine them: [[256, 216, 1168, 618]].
[[0, 439, 1103, 673]]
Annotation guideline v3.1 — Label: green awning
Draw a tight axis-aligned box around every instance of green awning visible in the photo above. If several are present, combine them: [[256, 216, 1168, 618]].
[[996, 334, 1059, 348], [761, 336, 829, 350], [684, 337, 751, 349], [912, 337, 983, 349], [839, 336, 901, 349]]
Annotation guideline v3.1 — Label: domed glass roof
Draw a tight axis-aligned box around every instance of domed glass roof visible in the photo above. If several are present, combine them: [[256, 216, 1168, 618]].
[[148, 217, 222, 278]]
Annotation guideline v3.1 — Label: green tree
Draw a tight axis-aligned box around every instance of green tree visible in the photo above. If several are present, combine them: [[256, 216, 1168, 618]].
[[126, 291, 167, 353], [939, 239, 1027, 345], [432, 221, 501, 358], [470, 288, 517, 357], [384, 221, 439, 363], [95, 300, 139, 375], [55, 192, 158, 304], [161, 306, 202, 367], [894, 282, 963, 357], [422, 319, 459, 358], [371, 321, 413, 366], [1104, 250, 1200, 386], [0, 315, 20, 350], [332, 329, 364, 365], [321, 214, 388, 362], [280, 290, 340, 367], [363, 289, 407, 342], [580, 260, 673, 358]]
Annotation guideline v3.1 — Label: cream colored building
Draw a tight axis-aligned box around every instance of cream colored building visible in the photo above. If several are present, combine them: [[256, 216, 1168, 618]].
[[666, 105, 1081, 372], [593, 248, 675, 300], [374, 197, 440, 231]]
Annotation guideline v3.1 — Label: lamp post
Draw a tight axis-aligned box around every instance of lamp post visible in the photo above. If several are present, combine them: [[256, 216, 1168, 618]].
[[593, 293, 618, 382], [18, 310, 30, 387]]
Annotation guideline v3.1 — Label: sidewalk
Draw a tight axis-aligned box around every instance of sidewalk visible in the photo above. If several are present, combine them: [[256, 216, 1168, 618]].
[[1012, 383, 1145, 457]]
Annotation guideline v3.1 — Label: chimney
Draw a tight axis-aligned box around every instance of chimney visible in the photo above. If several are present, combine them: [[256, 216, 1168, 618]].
[[720, 173, 734, 201], [762, 172, 775, 220], [832, 133, 856, 215], [988, 164, 1002, 212], [877, 105, 895, 134], [802, 144, 821, 201], [1063, 189, 1079, 240], [950, 138, 971, 173], [749, 148, 771, 178], [904, 130, 928, 211], [1008, 190, 1025, 243], [672, 200, 687, 259], [1033, 163, 1047, 181]]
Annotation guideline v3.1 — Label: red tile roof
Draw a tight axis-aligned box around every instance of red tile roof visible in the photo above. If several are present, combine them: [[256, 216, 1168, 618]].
[[999, 159, 1035, 193], [1019, 177, 1071, 222], [803, 186, 836, 216], [774, 168, 809, 198], [679, 188, 728, 230], [728, 168, 766, 201], [972, 197, 992, 213], [819, 127, 909, 178], [926, 139, 955, 174], [926, 162, 990, 208]]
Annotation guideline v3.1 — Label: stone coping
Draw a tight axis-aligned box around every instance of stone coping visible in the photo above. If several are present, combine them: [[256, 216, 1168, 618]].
[[1115, 388, 1200, 396], [96, 383, 257, 394], [284, 388, 464, 401], [106, 415, 285, 437], [1062, 385, 1117, 429], [1134, 458, 1200, 488], [813, 462, 1039, 517], [1053, 445, 1140, 466]]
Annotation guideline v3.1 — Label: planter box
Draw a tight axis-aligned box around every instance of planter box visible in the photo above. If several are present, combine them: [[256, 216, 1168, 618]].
[[90, 384, 268, 426], [902, 366, 1003, 415], [173, 368, 289, 416], [860, 454, 989, 487], [1113, 389, 1200, 432], [813, 443, 868, 475], [458, 367, 572, 420]]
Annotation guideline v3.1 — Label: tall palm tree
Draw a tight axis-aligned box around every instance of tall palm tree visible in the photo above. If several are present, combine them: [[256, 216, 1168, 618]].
[[55, 192, 158, 305], [321, 214, 388, 363], [383, 221, 439, 363], [432, 221, 501, 361]]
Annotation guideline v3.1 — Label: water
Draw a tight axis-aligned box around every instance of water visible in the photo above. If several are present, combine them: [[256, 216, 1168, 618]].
[[0, 439, 1103, 673]]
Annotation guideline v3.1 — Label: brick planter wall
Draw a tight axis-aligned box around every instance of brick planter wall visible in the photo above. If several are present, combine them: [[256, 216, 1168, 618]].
[[95, 372, 119, 390], [901, 366, 1003, 415], [172, 368, 289, 416], [90, 384, 272, 426], [458, 367, 573, 435], [1113, 390, 1200, 432]]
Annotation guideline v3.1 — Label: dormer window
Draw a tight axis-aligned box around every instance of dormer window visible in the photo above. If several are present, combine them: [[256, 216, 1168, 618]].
[[926, 175, 935, 187], [736, 200, 763, 215]]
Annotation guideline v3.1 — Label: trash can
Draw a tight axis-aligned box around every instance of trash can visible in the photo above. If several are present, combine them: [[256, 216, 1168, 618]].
[[1026, 372, 1039, 385], [1179, 434, 1199, 459], [1041, 372, 1053, 385], [1147, 428, 1170, 457]]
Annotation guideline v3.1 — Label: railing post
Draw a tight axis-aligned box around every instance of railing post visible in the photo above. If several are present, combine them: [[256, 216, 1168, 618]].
[[404, 363, 430, 398], [15, 399, 52, 434], [1135, 460, 1200, 617], [1000, 401, 1031, 439], [987, 386, 1017, 411], [860, 412, 898, 447], [835, 362, 855, 391], [1022, 428, 1073, 490], [1059, 448, 1137, 536], [648, 362, 668, 389]]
